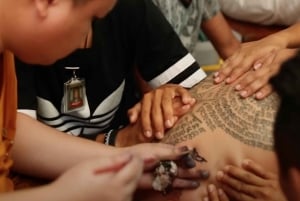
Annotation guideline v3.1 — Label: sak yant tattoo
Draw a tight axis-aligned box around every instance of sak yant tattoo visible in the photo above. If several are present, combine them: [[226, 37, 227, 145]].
[[163, 75, 279, 151]]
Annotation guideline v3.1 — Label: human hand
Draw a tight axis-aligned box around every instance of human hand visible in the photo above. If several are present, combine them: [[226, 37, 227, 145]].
[[232, 48, 297, 99], [216, 159, 287, 201], [214, 37, 283, 85], [126, 144, 209, 190], [52, 153, 144, 201], [230, 56, 278, 100], [202, 184, 229, 201], [128, 84, 195, 140]]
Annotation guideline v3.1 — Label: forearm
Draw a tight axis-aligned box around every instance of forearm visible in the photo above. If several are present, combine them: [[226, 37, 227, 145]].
[[0, 184, 58, 201], [202, 12, 241, 59], [0, 182, 86, 201], [12, 113, 122, 179]]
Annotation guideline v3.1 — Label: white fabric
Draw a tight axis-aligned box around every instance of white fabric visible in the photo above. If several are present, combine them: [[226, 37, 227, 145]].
[[219, 0, 300, 26]]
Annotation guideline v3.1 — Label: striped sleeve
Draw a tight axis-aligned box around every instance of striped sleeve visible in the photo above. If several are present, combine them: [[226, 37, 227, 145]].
[[148, 53, 207, 88]]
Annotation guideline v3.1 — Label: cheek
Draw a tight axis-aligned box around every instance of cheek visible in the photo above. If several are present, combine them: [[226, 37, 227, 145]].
[[46, 22, 89, 55]]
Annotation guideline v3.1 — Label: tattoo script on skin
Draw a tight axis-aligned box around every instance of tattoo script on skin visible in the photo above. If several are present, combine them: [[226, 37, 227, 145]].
[[163, 75, 279, 151]]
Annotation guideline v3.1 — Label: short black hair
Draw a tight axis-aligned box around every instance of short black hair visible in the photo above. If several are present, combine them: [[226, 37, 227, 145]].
[[270, 51, 300, 175]]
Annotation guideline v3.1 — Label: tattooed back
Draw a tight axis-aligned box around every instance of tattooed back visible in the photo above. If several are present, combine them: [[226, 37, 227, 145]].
[[143, 74, 279, 201]]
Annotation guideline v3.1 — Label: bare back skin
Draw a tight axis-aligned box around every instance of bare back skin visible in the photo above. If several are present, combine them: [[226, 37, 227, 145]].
[[138, 75, 279, 201]]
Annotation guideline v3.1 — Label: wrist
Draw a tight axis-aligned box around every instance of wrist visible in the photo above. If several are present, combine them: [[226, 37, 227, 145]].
[[103, 128, 121, 146], [267, 33, 289, 49]]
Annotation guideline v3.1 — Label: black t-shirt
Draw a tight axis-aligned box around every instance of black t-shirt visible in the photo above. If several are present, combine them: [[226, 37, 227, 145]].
[[16, 0, 206, 139]]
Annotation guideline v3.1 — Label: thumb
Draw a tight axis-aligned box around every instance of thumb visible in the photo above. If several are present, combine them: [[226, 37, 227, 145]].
[[127, 103, 141, 124]]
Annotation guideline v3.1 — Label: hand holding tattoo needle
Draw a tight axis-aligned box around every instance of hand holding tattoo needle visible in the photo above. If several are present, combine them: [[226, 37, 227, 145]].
[[152, 148, 209, 194]]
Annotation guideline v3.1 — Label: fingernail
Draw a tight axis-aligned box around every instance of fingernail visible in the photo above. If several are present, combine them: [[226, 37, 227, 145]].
[[256, 92, 262, 99], [224, 165, 230, 172], [253, 63, 262, 70], [203, 197, 209, 201], [144, 130, 152, 138], [225, 77, 231, 83], [191, 181, 200, 188], [214, 77, 220, 83], [214, 72, 219, 77], [173, 116, 178, 123], [191, 98, 196, 104], [240, 90, 247, 97], [218, 188, 224, 195], [216, 171, 224, 180], [200, 170, 210, 179], [242, 159, 251, 166], [208, 184, 215, 193], [156, 132, 163, 139], [180, 153, 196, 168], [165, 119, 173, 128], [235, 84, 241, 91]]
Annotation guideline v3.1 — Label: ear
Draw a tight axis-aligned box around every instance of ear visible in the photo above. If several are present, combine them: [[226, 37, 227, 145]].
[[33, 0, 55, 18]]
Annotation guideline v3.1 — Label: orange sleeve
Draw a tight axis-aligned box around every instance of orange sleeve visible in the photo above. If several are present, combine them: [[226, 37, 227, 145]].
[[0, 51, 17, 192]]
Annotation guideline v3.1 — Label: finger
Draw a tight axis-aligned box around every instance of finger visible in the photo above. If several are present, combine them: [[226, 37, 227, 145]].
[[237, 67, 271, 98], [217, 170, 264, 195], [161, 89, 176, 129], [239, 75, 269, 98], [134, 144, 191, 163], [255, 84, 273, 100], [172, 178, 200, 189], [137, 172, 200, 190], [221, 183, 254, 201], [127, 103, 141, 124], [214, 52, 242, 83], [152, 89, 164, 139], [252, 51, 276, 70], [216, 188, 230, 201], [177, 168, 208, 179], [224, 165, 266, 186], [175, 86, 196, 105], [242, 159, 277, 180], [115, 156, 144, 201], [225, 55, 258, 84], [218, 50, 250, 84], [172, 97, 191, 117], [234, 70, 259, 92], [224, 46, 275, 84], [115, 155, 144, 185], [206, 185, 230, 201], [140, 93, 153, 138]]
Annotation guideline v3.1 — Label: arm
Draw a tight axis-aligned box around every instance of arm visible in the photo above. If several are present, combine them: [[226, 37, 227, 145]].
[[12, 113, 120, 178], [2, 153, 144, 201], [202, 12, 240, 60], [13, 113, 203, 191], [215, 22, 300, 85], [120, 0, 204, 140], [213, 23, 300, 99]]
